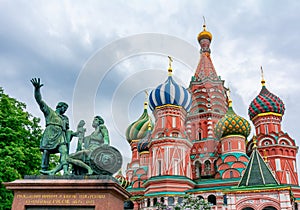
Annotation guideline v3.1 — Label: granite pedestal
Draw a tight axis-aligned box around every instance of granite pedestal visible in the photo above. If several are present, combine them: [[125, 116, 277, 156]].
[[4, 175, 131, 210]]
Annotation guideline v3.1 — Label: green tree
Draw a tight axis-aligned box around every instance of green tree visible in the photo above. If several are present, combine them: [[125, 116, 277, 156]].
[[176, 194, 211, 210], [0, 88, 42, 210], [155, 194, 211, 210]]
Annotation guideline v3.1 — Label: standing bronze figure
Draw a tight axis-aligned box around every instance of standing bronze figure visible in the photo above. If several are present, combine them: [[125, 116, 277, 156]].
[[31, 78, 74, 175]]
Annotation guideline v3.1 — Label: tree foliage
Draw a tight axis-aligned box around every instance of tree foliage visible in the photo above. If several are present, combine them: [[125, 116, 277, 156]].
[[155, 194, 211, 210], [0, 88, 42, 210], [176, 194, 211, 210]]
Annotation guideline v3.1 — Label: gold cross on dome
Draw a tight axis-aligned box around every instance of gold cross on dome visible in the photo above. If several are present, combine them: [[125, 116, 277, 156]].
[[168, 56, 173, 76], [168, 56, 173, 69], [144, 90, 149, 100], [261, 66, 264, 81], [143, 90, 149, 109]]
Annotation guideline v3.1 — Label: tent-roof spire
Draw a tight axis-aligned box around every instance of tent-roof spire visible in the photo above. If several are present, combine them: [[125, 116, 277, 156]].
[[238, 136, 278, 187]]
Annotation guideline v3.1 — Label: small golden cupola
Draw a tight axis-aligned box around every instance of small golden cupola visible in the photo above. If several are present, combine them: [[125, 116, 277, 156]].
[[197, 17, 213, 54], [197, 22, 213, 42]]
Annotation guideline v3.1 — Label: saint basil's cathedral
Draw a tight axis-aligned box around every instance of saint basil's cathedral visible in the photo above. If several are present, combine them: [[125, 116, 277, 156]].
[[115, 24, 300, 210]]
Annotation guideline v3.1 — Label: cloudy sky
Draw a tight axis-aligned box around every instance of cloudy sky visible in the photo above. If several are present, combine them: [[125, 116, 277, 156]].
[[1, 0, 300, 172]]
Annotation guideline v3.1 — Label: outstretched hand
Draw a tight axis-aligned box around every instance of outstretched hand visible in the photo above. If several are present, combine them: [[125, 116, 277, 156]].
[[30, 78, 44, 89]]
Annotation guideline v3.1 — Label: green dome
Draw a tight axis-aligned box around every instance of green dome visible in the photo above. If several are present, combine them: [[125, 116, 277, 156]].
[[126, 104, 153, 143], [215, 106, 251, 139]]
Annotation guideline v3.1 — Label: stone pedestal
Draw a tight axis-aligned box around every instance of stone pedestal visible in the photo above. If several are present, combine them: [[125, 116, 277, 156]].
[[4, 175, 131, 210]]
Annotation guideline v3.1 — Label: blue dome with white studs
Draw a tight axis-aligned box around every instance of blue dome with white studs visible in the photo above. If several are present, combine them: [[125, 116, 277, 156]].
[[149, 75, 192, 111]]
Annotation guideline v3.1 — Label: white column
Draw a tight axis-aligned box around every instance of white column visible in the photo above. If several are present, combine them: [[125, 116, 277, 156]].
[[174, 197, 178, 205], [164, 197, 168, 205]]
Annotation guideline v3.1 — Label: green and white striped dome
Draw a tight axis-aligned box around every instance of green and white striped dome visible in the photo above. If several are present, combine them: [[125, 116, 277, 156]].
[[126, 102, 153, 143]]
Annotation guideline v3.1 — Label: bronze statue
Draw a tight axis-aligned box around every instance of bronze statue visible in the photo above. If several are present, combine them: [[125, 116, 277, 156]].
[[68, 116, 122, 176], [31, 78, 122, 176], [68, 116, 111, 175], [31, 78, 75, 175]]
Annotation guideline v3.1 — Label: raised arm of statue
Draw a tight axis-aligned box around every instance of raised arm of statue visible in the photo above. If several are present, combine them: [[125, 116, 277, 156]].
[[30, 78, 49, 116], [30, 78, 43, 103]]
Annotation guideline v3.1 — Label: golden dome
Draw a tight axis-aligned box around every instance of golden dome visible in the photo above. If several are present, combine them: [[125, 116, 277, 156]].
[[197, 24, 212, 42]]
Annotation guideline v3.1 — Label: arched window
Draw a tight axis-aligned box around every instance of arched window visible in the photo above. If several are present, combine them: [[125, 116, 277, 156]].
[[198, 131, 202, 140], [168, 197, 174, 206], [230, 171, 233, 178], [265, 124, 269, 134], [223, 195, 227, 205], [178, 197, 183, 204], [158, 160, 162, 175], [195, 161, 201, 178], [174, 159, 179, 175], [286, 171, 291, 184], [162, 117, 165, 128], [153, 198, 158, 206], [208, 194, 216, 205], [214, 160, 217, 172], [275, 159, 281, 171], [172, 117, 176, 128], [275, 125, 278, 133], [172, 132, 179, 137], [242, 208, 255, 210], [204, 160, 211, 173]]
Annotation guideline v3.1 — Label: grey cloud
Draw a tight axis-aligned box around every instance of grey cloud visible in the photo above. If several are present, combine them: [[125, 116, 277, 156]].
[[1, 0, 300, 172]]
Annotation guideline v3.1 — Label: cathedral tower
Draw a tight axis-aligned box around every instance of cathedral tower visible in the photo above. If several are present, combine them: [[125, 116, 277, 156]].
[[145, 57, 194, 195], [126, 98, 153, 184], [187, 23, 228, 179], [247, 68, 298, 185], [215, 91, 251, 179]]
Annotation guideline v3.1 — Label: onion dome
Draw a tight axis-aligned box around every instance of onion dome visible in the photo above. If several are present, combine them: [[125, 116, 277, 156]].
[[248, 68, 285, 120], [197, 23, 212, 42], [126, 101, 153, 143], [115, 170, 130, 189], [137, 123, 152, 153], [215, 92, 251, 139], [149, 57, 192, 111]]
